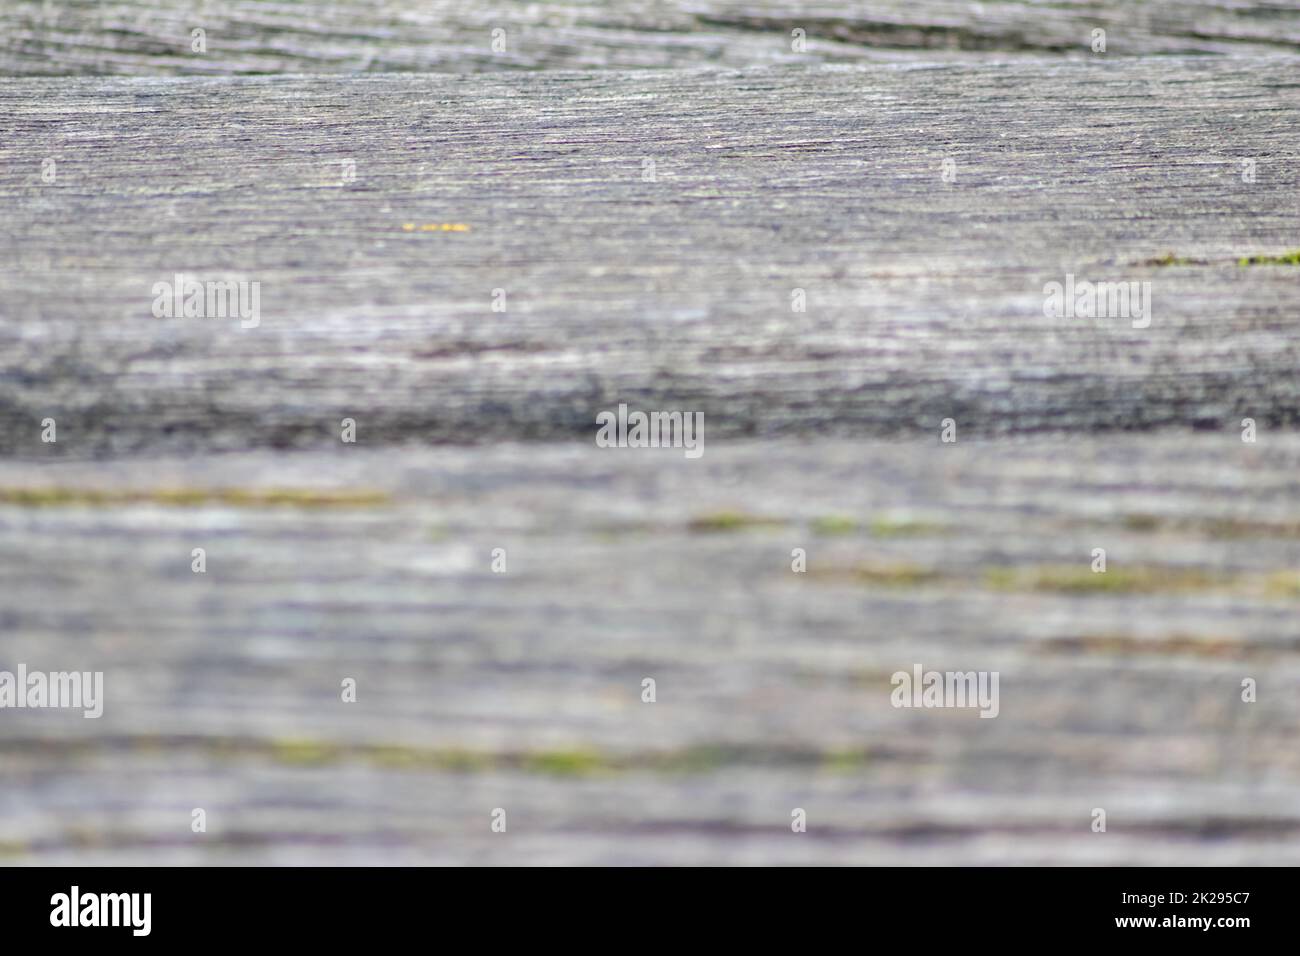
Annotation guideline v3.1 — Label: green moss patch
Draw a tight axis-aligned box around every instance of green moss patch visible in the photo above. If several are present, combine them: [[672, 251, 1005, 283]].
[[985, 565, 1217, 594], [688, 511, 787, 533], [0, 487, 392, 509], [1238, 250, 1300, 266]]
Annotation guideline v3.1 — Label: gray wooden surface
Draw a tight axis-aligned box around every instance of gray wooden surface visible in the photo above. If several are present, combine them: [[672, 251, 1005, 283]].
[[4, 61, 1300, 456], [2, 6, 1299, 865], [3, 436, 1300, 864], [5, 0, 1300, 75]]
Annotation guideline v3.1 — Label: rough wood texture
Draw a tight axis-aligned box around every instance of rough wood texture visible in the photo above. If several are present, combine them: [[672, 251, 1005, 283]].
[[2, 61, 1299, 457], [4, 0, 1300, 76], [2, 31, 1300, 864]]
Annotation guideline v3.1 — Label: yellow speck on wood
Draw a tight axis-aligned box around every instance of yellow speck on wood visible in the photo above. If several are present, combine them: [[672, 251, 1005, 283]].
[[402, 223, 470, 232]]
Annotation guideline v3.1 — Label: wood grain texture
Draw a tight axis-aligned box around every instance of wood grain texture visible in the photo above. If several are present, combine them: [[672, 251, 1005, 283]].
[[3, 0, 1300, 76], [3, 436, 1300, 864], [2, 61, 1299, 458], [1, 42, 1299, 863]]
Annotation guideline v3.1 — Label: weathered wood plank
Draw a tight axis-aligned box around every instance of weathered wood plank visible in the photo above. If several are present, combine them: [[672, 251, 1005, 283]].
[[1, 61, 1298, 458], [3, 0, 1300, 76], [2, 436, 1299, 864]]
